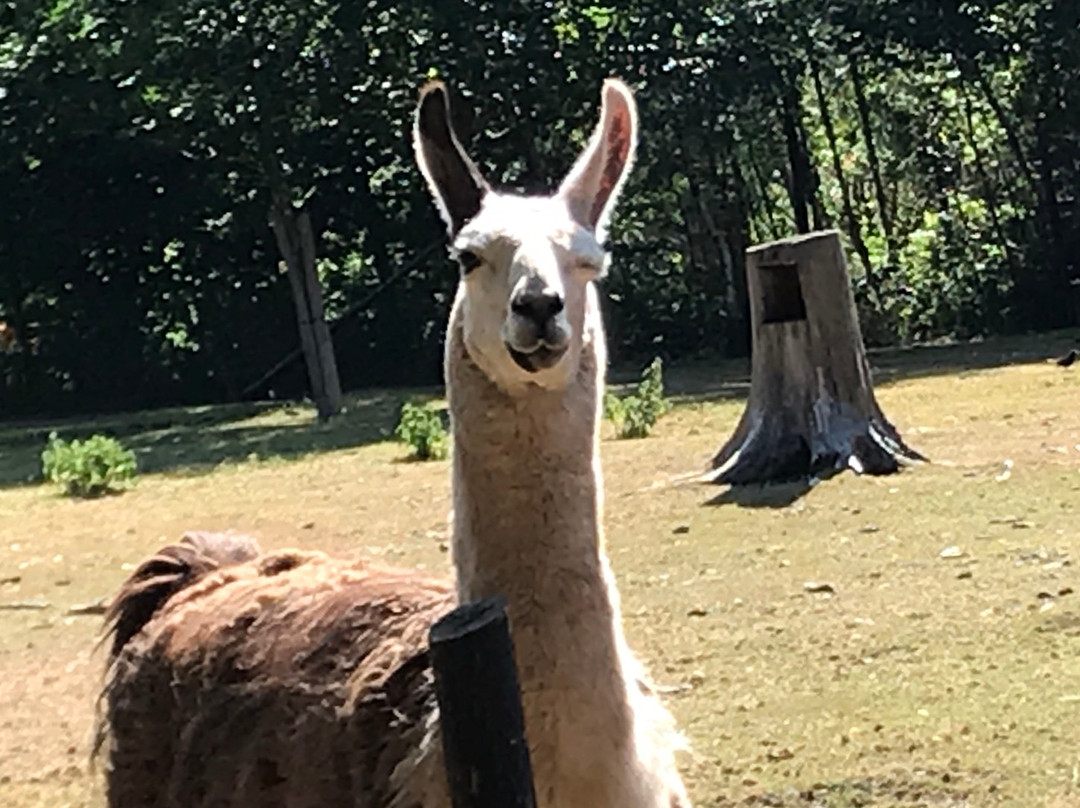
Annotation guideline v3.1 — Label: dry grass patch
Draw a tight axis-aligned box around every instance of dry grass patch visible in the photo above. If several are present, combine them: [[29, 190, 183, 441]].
[[1, 332, 1078, 808]]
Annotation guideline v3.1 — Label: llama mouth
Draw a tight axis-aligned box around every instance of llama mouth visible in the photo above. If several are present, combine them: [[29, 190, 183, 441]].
[[507, 344, 567, 372]]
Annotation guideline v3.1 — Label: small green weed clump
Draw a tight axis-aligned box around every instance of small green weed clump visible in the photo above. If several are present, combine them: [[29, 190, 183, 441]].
[[605, 357, 671, 439], [41, 432, 138, 497], [394, 401, 449, 460]]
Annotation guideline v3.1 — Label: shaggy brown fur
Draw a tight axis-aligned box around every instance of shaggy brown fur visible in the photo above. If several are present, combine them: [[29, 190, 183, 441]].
[[103, 531, 262, 659], [99, 531, 454, 807]]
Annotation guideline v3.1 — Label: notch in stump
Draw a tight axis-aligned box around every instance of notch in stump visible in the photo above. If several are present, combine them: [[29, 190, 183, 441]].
[[759, 262, 807, 324]]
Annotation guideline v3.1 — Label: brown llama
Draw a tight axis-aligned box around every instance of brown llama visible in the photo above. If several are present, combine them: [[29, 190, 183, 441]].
[[97, 78, 691, 808]]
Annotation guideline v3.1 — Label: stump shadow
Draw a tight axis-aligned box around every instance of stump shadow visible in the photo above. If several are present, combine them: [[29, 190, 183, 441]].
[[704, 466, 845, 509], [705, 479, 815, 509]]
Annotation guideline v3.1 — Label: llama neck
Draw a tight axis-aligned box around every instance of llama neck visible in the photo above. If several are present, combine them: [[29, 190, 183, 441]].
[[435, 292, 691, 808], [444, 296, 631, 708]]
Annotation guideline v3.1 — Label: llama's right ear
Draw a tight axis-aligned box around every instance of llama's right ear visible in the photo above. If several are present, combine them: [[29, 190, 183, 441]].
[[414, 81, 488, 237]]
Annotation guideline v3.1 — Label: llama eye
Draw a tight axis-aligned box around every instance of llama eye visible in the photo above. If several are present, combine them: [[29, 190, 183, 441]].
[[457, 250, 482, 274]]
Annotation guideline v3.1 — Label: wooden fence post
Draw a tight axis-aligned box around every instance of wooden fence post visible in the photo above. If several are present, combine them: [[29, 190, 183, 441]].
[[429, 596, 536, 808], [269, 196, 343, 421]]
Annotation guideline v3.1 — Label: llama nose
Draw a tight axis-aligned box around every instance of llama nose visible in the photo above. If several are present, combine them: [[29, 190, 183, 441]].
[[511, 288, 565, 328]]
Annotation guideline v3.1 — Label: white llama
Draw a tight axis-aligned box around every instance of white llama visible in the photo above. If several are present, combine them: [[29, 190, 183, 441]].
[[98, 77, 691, 808]]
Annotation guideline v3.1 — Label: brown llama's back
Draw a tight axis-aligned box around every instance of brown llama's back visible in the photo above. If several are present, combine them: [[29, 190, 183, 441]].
[[99, 532, 455, 808]]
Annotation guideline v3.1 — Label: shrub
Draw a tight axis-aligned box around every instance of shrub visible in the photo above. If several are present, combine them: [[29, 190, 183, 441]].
[[602, 389, 625, 424], [394, 401, 449, 460], [606, 357, 671, 439], [41, 432, 138, 498]]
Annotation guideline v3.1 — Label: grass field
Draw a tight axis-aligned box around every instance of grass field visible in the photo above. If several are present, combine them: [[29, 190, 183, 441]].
[[1, 331, 1078, 808]]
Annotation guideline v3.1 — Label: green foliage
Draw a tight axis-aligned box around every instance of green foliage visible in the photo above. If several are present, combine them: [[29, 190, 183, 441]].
[[602, 389, 625, 425], [2, 0, 1079, 418], [40, 433, 137, 498], [394, 401, 449, 461], [606, 357, 670, 439]]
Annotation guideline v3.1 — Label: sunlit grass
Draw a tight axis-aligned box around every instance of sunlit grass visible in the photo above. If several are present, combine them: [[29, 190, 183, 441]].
[[1, 332, 1078, 807]]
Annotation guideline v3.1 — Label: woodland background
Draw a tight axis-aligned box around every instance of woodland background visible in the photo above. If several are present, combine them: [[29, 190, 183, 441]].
[[1, 0, 1077, 417]]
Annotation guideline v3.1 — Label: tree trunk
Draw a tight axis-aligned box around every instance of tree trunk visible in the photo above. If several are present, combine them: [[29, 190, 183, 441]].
[[958, 79, 1020, 329], [746, 146, 781, 240], [960, 55, 1036, 194], [779, 72, 812, 234], [1032, 108, 1074, 328], [269, 196, 343, 420], [708, 231, 925, 485], [959, 81, 1016, 275], [847, 51, 895, 263], [692, 150, 752, 356], [809, 53, 875, 286]]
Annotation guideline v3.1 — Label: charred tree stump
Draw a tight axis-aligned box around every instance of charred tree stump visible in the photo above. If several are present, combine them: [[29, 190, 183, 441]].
[[430, 596, 537, 808], [710, 230, 925, 485]]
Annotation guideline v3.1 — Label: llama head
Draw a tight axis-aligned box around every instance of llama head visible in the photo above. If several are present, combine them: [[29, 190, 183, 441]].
[[414, 78, 637, 394]]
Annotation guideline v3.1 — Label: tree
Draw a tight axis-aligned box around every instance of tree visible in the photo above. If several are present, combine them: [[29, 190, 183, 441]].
[[2, 0, 1078, 418], [88, 1, 356, 417]]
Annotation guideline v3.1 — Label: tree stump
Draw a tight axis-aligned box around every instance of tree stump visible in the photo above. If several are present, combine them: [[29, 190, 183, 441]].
[[709, 230, 925, 485]]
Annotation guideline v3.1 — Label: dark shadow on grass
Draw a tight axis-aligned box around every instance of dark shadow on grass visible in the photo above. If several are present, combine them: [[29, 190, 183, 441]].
[[0, 389, 431, 489], [391, 454, 449, 465], [705, 479, 816, 509], [45, 485, 132, 502]]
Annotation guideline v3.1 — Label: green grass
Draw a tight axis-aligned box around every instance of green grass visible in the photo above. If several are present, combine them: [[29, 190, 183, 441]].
[[0, 330, 1078, 808]]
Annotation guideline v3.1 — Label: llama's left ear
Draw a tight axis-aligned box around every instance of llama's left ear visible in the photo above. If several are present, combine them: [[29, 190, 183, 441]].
[[557, 78, 638, 239], [414, 81, 489, 237]]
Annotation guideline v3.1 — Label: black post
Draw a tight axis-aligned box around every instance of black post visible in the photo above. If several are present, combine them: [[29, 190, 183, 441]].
[[429, 596, 537, 808]]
